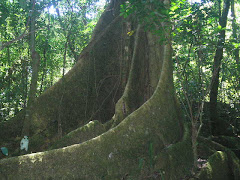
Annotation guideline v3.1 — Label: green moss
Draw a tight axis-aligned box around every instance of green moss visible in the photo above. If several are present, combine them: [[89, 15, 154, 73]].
[[154, 125, 193, 179], [0, 3, 125, 154], [0, 88, 188, 179], [49, 120, 106, 150], [197, 136, 240, 179], [198, 151, 232, 180], [225, 150, 240, 179]]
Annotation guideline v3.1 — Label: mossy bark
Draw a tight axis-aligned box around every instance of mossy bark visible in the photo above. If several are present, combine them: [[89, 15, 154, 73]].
[[0, 0, 127, 153], [111, 24, 152, 126], [0, 0, 193, 179], [48, 120, 106, 150], [197, 137, 240, 180], [198, 151, 240, 180], [0, 49, 191, 177], [0, 26, 191, 180]]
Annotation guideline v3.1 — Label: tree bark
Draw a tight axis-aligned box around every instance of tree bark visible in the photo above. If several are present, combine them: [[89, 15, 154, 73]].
[[210, 0, 230, 136], [231, 0, 239, 65], [0, 0, 193, 179], [21, 0, 41, 138], [231, 0, 240, 86], [21, 58, 28, 108], [39, 43, 47, 94]]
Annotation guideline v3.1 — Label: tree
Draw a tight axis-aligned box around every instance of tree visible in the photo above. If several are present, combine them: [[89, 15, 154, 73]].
[[21, 0, 41, 137], [0, 0, 103, 122], [230, 0, 240, 83], [0, 0, 239, 179], [0, 0, 193, 178], [209, 0, 231, 135]]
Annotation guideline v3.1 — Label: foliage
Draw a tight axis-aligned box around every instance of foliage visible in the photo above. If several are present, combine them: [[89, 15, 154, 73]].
[[0, 0, 105, 122], [119, 0, 239, 136], [171, 0, 239, 118], [120, 0, 170, 38]]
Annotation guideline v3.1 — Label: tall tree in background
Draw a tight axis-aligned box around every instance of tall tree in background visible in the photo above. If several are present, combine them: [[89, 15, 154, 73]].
[[0, 0, 101, 122], [21, 0, 41, 137], [231, 0, 239, 77], [210, 0, 230, 135]]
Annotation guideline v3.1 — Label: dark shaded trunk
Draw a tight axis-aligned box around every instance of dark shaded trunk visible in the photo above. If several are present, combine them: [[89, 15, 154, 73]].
[[21, 58, 28, 108], [231, 0, 239, 64], [40, 46, 47, 94], [6, 47, 11, 116], [210, 0, 230, 136], [231, 0, 240, 86], [21, 0, 41, 137]]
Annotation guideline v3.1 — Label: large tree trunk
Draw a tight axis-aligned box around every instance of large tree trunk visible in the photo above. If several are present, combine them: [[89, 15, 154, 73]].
[[0, 0, 193, 179], [0, 0, 126, 151]]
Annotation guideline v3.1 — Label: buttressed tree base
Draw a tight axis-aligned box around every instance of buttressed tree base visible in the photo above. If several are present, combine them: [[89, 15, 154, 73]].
[[0, 0, 194, 179]]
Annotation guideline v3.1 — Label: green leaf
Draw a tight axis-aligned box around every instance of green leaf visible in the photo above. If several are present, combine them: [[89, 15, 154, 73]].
[[217, 25, 222, 30], [233, 43, 240, 48], [170, 5, 179, 11], [139, 158, 144, 169], [149, 142, 154, 168], [120, 12, 125, 17]]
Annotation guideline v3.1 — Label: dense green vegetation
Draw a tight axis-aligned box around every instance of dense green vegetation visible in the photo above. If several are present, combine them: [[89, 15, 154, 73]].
[[172, 0, 239, 111], [171, 0, 239, 137], [0, 0, 104, 121]]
